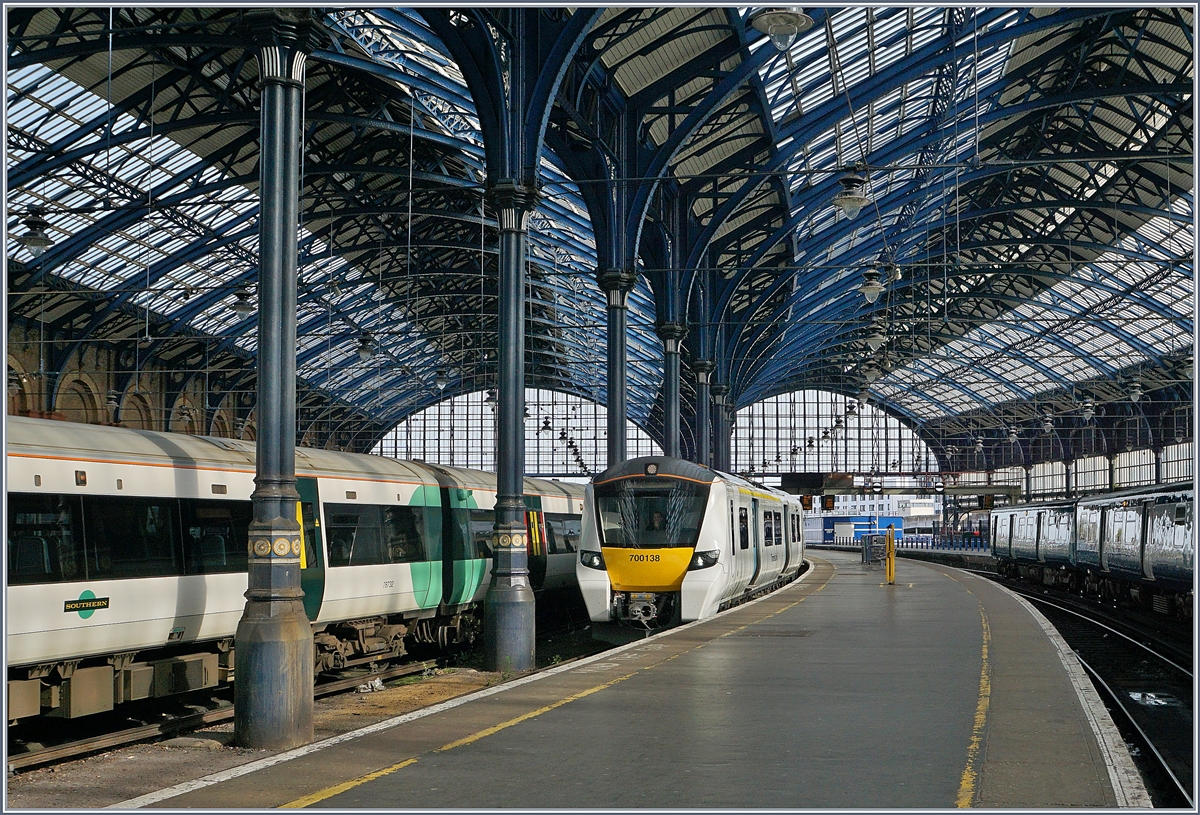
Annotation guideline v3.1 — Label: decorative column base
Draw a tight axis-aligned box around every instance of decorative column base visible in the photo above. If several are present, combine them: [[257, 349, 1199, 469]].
[[234, 516, 313, 749], [483, 516, 535, 672]]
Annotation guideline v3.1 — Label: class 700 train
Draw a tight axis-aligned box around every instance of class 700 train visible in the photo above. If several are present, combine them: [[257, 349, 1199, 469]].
[[576, 457, 806, 628], [5, 417, 584, 722], [989, 482, 1193, 619]]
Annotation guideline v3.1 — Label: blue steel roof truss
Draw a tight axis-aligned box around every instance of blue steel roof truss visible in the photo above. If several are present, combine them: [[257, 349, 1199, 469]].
[[5, 7, 1192, 462]]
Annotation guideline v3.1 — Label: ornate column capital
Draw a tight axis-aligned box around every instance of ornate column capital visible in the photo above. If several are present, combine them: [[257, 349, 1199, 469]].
[[244, 9, 320, 85], [597, 267, 637, 299], [710, 383, 730, 406], [486, 182, 540, 231], [693, 359, 714, 385], [655, 321, 688, 353]]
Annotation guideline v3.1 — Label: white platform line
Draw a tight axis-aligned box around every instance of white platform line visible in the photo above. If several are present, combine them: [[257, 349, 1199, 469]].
[[989, 582, 1152, 809]]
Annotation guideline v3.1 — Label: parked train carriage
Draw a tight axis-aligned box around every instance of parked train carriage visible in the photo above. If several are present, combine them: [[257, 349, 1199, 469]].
[[1078, 484, 1194, 594], [992, 483, 1193, 616], [421, 465, 585, 603], [5, 417, 586, 721], [577, 457, 804, 628]]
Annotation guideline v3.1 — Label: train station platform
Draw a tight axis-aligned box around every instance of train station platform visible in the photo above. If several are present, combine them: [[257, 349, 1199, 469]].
[[118, 552, 1147, 809]]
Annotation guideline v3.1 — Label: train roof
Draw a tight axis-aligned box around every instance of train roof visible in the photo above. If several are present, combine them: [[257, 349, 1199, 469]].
[[6, 416, 434, 484], [1075, 482, 1193, 504], [594, 456, 715, 486]]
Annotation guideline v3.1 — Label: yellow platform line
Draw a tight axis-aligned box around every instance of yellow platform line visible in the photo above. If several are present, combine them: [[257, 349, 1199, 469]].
[[956, 602, 992, 807], [279, 758, 418, 808]]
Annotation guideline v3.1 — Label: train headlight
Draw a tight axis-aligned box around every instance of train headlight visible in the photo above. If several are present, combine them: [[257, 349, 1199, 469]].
[[580, 550, 606, 570], [688, 550, 720, 570]]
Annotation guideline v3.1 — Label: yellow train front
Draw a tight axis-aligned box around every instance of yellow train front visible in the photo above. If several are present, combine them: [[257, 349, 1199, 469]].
[[577, 457, 806, 629]]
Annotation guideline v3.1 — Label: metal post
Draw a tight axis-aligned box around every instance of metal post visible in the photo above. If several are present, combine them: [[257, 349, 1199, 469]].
[[484, 183, 537, 673], [711, 384, 730, 472], [1108, 454, 1117, 491], [1023, 465, 1033, 502], [657, 323, 686, 459], [235, 10, 316, 751], [599, 270, 636, 468], [1153, 447, 1163, 484], [693, 360, 713, 466]]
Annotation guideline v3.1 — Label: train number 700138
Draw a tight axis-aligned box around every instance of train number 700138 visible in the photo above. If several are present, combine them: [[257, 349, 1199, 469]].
[[628, 553, 660, 562]]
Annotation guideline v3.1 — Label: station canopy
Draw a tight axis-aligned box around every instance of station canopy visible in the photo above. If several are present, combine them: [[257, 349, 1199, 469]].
[[6, 7, 1193, 458]]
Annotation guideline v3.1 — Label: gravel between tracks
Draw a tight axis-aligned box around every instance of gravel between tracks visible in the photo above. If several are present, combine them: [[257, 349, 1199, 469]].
[[6, 669, 496, 809]]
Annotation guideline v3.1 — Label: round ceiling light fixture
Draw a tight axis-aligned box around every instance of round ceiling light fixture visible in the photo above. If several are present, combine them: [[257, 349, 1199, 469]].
[[748, 7, 814, 52]]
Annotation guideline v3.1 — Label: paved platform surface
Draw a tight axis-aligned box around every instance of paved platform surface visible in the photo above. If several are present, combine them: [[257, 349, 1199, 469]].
[[129, 552, 1141, 809]]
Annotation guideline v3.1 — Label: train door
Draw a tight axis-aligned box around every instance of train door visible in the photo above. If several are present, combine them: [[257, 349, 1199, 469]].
[[1035, 511, 1044, 563], [524, 495, 546, 591], [1140, 500, 1154, 579], [780, 508, 791, 573], [296, 477, 325, 621], [749, 498, 762, 585], [737, 504, 751, 589]]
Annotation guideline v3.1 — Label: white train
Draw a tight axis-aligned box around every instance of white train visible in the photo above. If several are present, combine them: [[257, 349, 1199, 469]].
[[576, 457, 806, 628], [5, 417, 584, 721], [990, 482, 1193, 617]]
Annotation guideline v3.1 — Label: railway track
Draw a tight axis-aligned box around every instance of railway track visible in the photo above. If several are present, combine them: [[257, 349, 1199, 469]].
[[983, 576, 1193, 808], [6, 659, 440, 774]]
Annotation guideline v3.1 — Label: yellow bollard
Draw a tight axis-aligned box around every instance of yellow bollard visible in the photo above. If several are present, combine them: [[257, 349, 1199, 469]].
[[885, 526, 895, 585]]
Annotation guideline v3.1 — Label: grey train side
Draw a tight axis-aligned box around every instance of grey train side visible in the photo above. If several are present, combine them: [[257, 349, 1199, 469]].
[[990, 483, 1193, 617]]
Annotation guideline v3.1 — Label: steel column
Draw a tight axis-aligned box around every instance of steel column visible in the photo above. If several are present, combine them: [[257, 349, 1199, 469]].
[[484, 183, 537, 673], [235, 11, 316, 751], [694, 360, 714, 467], [657, 323, 687, 459], [1154, 447, 1163, 484], [711, 383, 730, 472], [599, 270, 636, 468]]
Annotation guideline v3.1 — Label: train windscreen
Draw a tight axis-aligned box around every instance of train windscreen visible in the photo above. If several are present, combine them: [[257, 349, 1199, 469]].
[[593, 477, 710, 549]]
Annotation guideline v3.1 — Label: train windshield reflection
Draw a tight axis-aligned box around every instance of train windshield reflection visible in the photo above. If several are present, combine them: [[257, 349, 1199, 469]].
[[594, 478, 709, 549]]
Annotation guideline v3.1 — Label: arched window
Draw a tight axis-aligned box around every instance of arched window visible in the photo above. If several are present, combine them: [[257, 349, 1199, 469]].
[[732, 389, 935, 477], [373, 388, 661, 477]]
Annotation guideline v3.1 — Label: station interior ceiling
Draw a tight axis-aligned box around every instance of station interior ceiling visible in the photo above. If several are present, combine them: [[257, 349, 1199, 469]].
[[5, 7, 1194, 473]]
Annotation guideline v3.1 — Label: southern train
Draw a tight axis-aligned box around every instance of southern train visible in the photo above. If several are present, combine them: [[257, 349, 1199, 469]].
[[5, 416, 584, 722], [990, 482, 1193, 619], [576, 457, 806, 628]]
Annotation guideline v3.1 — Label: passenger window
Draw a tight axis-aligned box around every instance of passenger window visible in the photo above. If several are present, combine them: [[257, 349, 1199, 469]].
[[179, 498, 251, 574], [738, 507, 749, 550], [469, 508, 495, 559], [7, 493, 85, 584], [763, 511, 773, 546], [299, 501, 322, 568], [545, 513, 580, 553], [774, 512, 783, 546], [326, 503, 427, 566], [83, 495, 180, 579], [382, 505, 427, 562]]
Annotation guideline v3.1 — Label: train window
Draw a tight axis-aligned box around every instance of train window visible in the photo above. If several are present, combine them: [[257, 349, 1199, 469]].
[[299, 501, 322, 568], [82, 495, 180, 579], [326, 504, 380, 566], [774, 512, 783, 546], [763, 512, 774, 546], [739, 507, 749, 550], [1175, 504, 1188, 525], [7, 493, 85, 585], [325, 504, 428, 566], [383, 506, 427, 562], [179, 499, 251, 574], [593, 478, 710, 549], [545, 513, 580, 553], [468, 509, 495, 559]]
